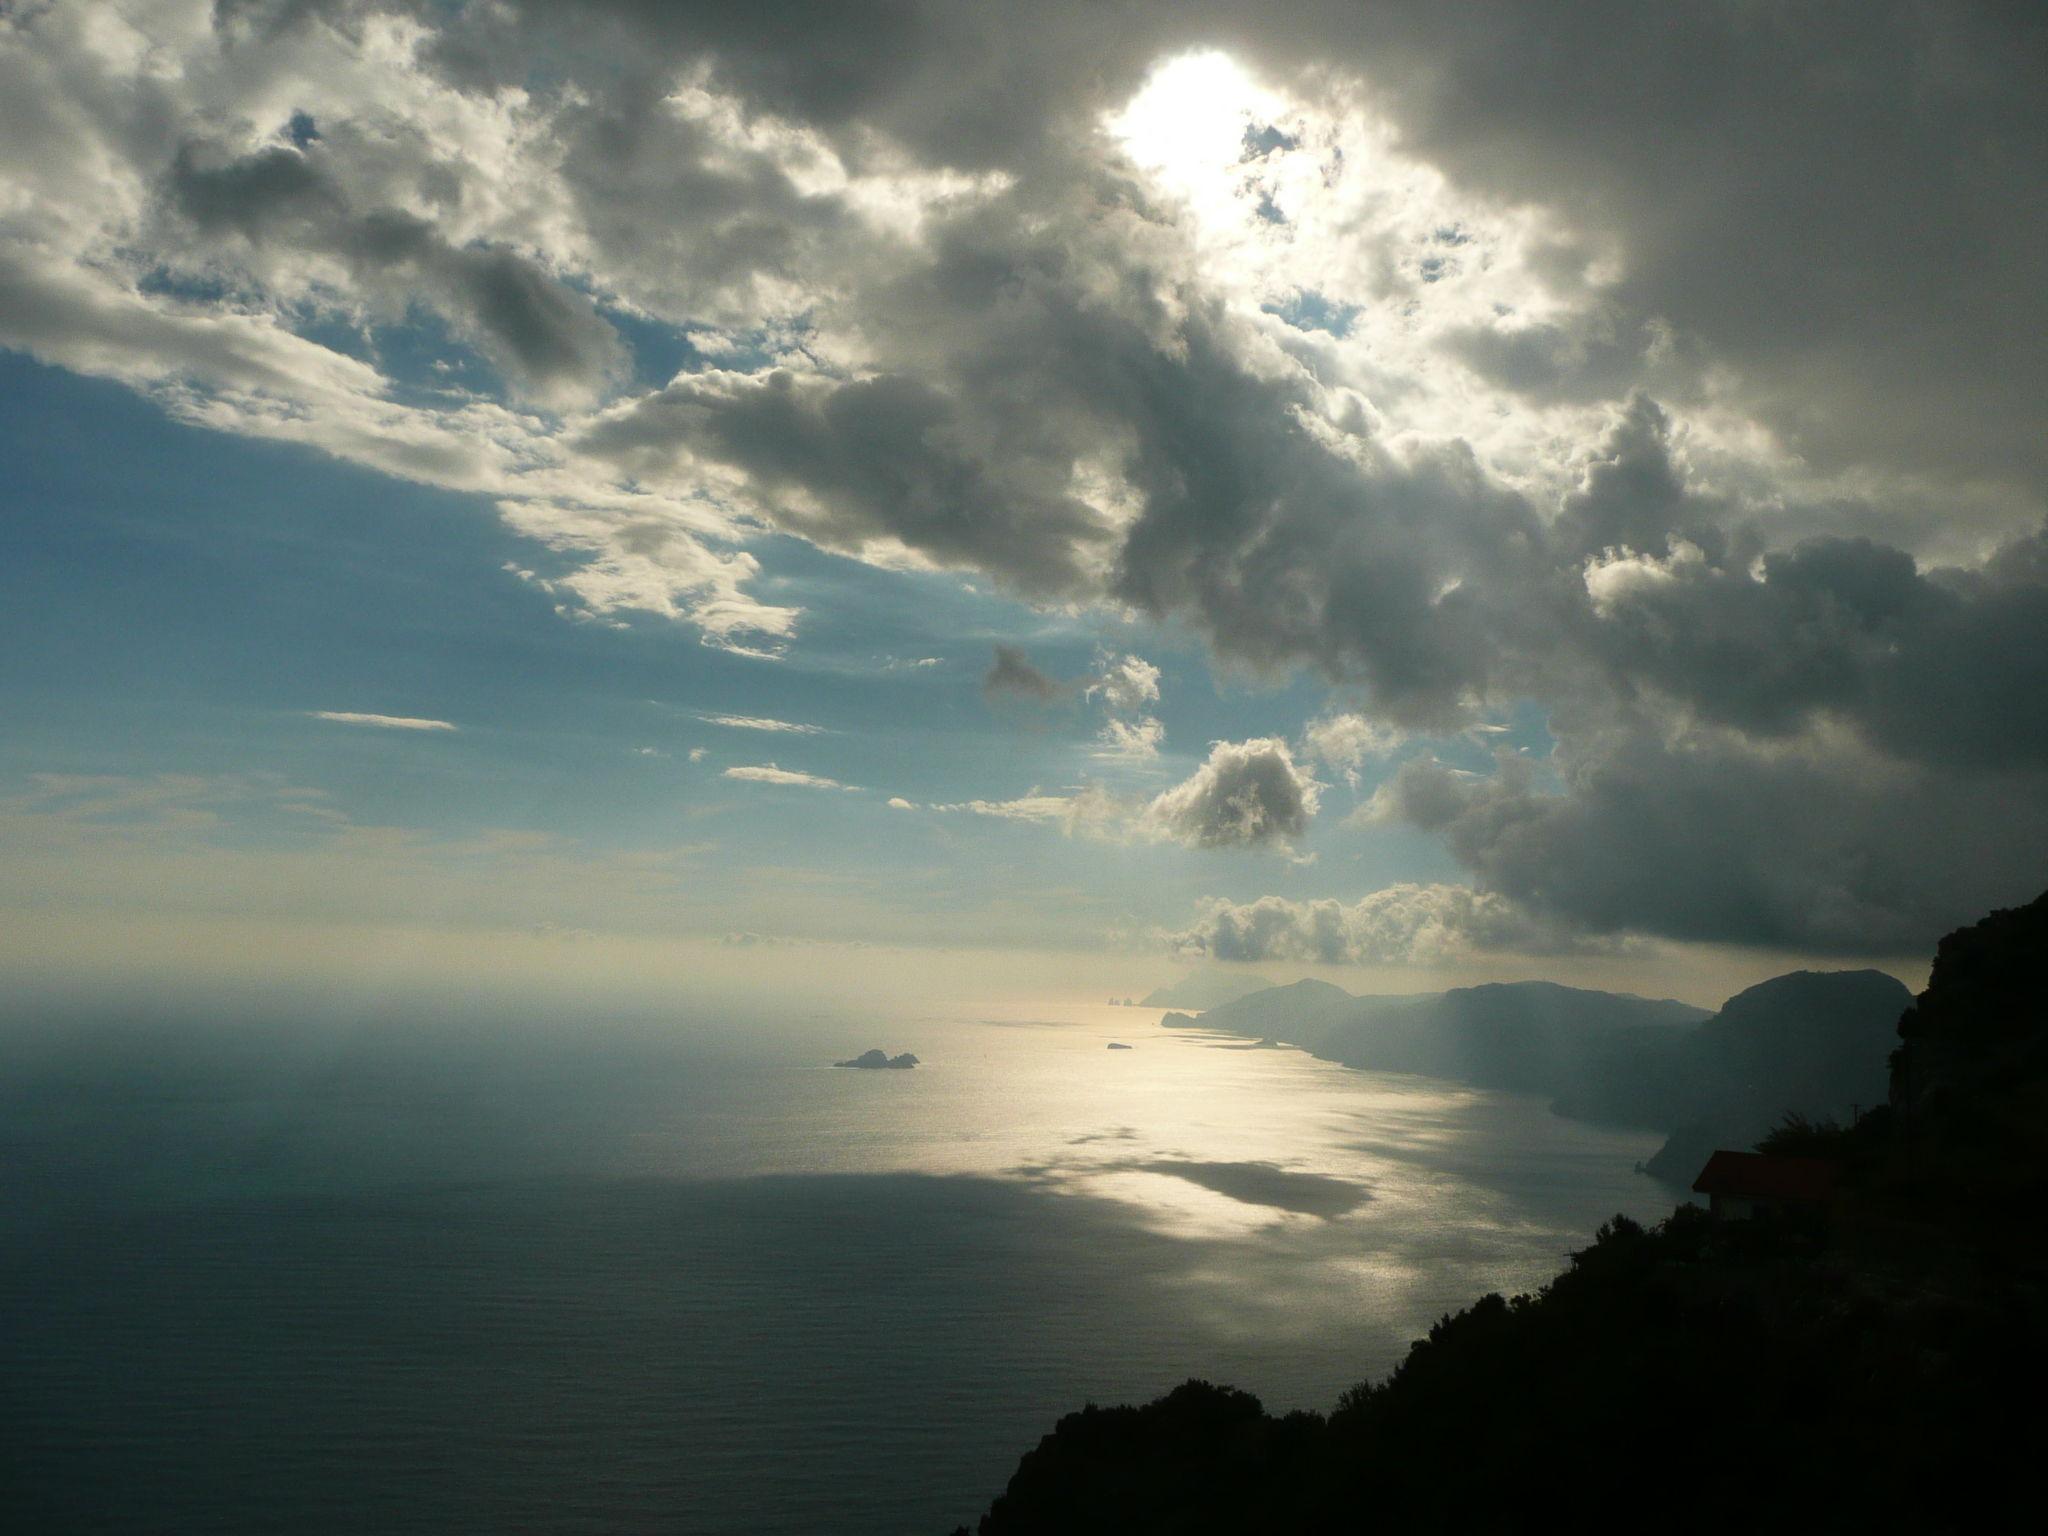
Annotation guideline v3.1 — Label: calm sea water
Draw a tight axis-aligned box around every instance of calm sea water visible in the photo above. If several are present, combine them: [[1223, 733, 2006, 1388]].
[[2, 994, 1673, 1533]]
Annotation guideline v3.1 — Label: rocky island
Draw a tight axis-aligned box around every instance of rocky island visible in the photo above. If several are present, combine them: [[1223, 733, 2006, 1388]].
[[834, 1049, 920, 1070]]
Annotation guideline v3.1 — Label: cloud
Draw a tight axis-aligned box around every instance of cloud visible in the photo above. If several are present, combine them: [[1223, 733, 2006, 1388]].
[[943, 795, 1071, 822], [4, 0, 2045, 959], [1303, 712, 1404, 786], [1088, 652, 1165, 759], [580, 368, 1117, 597], [1316, 4, 2048, 500], [982, 645, 1067, 704], [309, 711, 457, 732], [926, 787, 1127, 841], [1168, 884, 1604, 965], [721, 764, 856, 791], [700, 713, 825, 734], [929, 738, 1320, 852], [1089, 654, 1162, 714], [1096, 716, 1165, 761], [886, 797, 917, 810], [1370, 732, 2048, 955], [164, 140, 628, 409], [1142, 738, 1319, 850]]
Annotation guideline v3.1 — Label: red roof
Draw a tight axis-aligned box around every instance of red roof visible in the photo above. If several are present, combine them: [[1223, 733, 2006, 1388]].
[[1692, 1151, 1839, 1203]]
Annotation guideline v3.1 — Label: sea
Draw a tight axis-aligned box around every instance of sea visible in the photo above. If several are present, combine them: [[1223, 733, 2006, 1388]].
[[1, 990, 1675, 1534]]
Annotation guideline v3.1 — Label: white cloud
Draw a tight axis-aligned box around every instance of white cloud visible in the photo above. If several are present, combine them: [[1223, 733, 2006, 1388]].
[[923, 740, 1320, 852], [1303, 712, 1404, 786], [936, 794, 1077, 824], [886, 796, 917, 810], [722, 764, 856, 791], [930, 787, 1124, 837], [1095, 715, 1165, 761], [309, 711, 457, 732], [700, 713, 826, 734], [1168, 884, 1606, 965], [1088, 653, 1162, 714], [1086, 652, 1164, 759], [1582, 539, 1710, 618], [1142, 738, 1320, 850]]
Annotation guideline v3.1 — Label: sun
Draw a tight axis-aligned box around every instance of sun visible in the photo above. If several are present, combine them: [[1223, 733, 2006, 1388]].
[[1108, 49, 1284, 184]]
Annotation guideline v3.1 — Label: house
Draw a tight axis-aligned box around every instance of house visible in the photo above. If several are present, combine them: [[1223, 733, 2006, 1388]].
[[1691, 1150, 1839, 1219]]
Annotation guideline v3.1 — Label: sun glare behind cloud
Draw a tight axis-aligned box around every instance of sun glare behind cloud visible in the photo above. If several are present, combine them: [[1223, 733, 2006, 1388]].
[[1108, 50, 1283, 186]]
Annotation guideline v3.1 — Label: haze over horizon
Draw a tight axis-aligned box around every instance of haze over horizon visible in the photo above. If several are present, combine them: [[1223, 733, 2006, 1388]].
[[5, 1, 2043, 1010]]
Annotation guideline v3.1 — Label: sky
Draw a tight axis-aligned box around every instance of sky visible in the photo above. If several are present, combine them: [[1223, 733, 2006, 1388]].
[[2, 0, 2043, 1008]]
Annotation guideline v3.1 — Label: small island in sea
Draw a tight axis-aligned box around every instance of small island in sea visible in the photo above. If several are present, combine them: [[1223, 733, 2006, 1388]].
[[834, 1049, 920, 1070], [1106, 1042, 1133, 1051]]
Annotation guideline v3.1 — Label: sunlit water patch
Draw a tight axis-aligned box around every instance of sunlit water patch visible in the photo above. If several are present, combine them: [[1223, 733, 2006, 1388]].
[[2, 996, 1673, 1534]]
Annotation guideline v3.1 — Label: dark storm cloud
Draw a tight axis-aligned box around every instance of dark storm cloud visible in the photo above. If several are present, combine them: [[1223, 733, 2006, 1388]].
[[1550, 396, 1732, 566], [1440, 314, 1702, 408], [167, 142, 626, 404], [1258, 0, 2048, 498], [579, 368, 1115, 596], [167, 0, 2048, 500], [1376, 729, 2048, 954], [981, 646, 1065, 705], [542, 76, 853, 314], [412, 0, 1190, 175], [579, 166, 1557, 723], [1565, 403, 2048, 771]]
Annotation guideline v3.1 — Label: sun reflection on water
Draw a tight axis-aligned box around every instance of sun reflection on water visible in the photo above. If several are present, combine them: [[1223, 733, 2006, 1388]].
[[620, 993, 1672, 1358]]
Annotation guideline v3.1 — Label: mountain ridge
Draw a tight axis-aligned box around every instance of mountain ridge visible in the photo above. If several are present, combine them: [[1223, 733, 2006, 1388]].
[[1165, 969, 1909, 1178]]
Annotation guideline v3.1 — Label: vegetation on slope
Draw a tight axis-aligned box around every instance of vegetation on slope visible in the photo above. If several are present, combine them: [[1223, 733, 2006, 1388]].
[[959, 891, 2048, 1534]]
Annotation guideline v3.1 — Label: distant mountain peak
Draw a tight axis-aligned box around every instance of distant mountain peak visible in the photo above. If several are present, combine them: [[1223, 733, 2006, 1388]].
[[1275, 977, 1352, 996]]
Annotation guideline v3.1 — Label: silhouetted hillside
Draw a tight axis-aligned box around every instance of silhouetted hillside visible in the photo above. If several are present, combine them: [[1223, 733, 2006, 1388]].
[[1636, 969, 1910, 1179], [956, 893, 2048, 1533], [1874, 888, 2048, 1228]]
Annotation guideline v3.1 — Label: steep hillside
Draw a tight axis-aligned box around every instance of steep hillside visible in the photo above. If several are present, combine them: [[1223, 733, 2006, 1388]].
[[1639, 969, 1911, 1179], [956, 892, 2048, 1534]]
